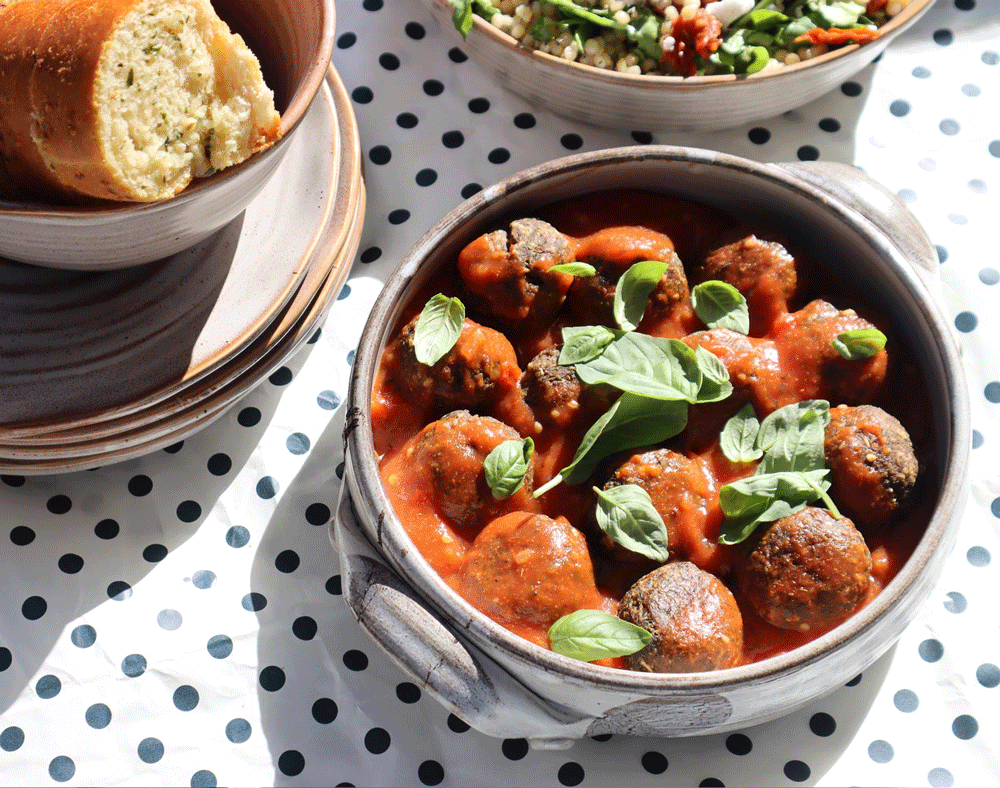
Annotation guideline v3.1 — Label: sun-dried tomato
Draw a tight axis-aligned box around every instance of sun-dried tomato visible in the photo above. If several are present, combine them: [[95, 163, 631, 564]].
[[662, 9, 722, 77], [865, 0, 889, 13], [795, 26, 881, 46]]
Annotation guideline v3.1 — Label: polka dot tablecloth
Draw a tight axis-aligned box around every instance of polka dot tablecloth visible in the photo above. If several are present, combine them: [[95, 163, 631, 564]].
[[1, 1, 998, 786]]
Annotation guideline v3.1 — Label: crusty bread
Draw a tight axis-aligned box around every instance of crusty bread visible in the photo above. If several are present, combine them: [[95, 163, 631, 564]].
[[0, 0, 281, 202]]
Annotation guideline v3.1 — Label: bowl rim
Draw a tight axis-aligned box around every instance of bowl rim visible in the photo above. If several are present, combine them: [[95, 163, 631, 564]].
[[0, 0, 336, 218], [347, 144, 971, 693], [428, 0, 933, 90]]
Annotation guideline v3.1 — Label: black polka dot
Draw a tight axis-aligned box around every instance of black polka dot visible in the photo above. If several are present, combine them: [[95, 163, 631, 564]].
[[259, 666, 286, 692], [0, 648, 11, 672], [337, 32, 356, 48], [275, 549, 300, 573], [10, 526, 35, 545], [191, 770, 217, 788], [85, 703, 111, 729], [890, 100, 910, 117], [227, 526, 250, 548], [748, 127, 770, 144], [726, 733, 752, 755], [929, 767, 954, 787], [416, 168, 438, 186], [447, 714, 470, 733], [405, 22, 426, 39], [226, 718, 252, 743], [207, 453, 232, 475], [163, 440, 184, 454], [237, 406, 261, 427], [418, 760, 445, 785], [397, 112, 418, 128], [955, 0, 974, 8], [317, 390, 342, 409], [336, 461, 345, 479], [961, 83, 981, 97], [699, 780, 725, 787], [560, 133, 583, 150], [369, 145, 392, 165], [388, 209, 411, 224], [442, 130, 464, 148], [809, 712, 836, 736], [256, 477, 278, 500], [841, 81, 863, 97], [242, 592, 267, 611], [49, 756, 75, 782], [177, 500, 202, 522], [365, 727, 391, 754], [641, 751, 668, 774], [449, 47, 468, 63], [488, 147, 511, 164], [893, 688, 919, 712], [976, 662, 999, 687], [396, 682, 421, 703], [631, 131, 653, 144], [59, 553, 84, 574], [22, 596, 47, 620], [122, 653, 146, 677], [468, 97, 490, 113], [936, 245, 949, 263], [207, 634, 233, 659], [784, 760, 810, 782], [987, 382, 1000, 403], [461, 183, 482, 198], [192, 570, 214, 589], [143, 544, 168, 562], [989, 140, 1000, 158], [940, 118, 961, 136], [952, 714, 978, 739], [933, 29, 954, 46], [955, 312, 978, 332], [312, 698, 338, 724], [303, 503, 330, 526], [36, 674, 61, 699], [1, 726, 24, 752], [514, 112, 536, 129], [71, 624, 96, 648], [972, 430, 984, 449], [1, 475, 25, 487], [95, 518, 120, 539], [352, 86, 373, 104], [47, 495, 72, 514], [590, 734, 612, 742], [326, 575, 342, 595], [423, 79, 444, 96], [983, 51, 999, 66], [379, 52, 400, 70], [868, 739, 893, 763], [173, 685, 199, 711], [558, 762, 585, 786], [292, 616, 317, 640], [845, 673, 863, 686], [919, 639, 945, 662], [278, 750, 305, 776], [269, 366, 292, 386], [128, 475, 153, 496], [157, 609, 182, 630], [138, 737, 164, 763], [797, 145, 820, 161], [343, 649, 369, 671], [944, 591, 967, 613], [502, 738, 529, 760], [818, 118, 841, 132]]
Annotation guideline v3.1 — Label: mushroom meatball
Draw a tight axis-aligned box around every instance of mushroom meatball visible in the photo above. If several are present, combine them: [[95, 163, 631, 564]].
[[739, 507, 872, 632], [824, 405, 918, 528], [701, 234, 797, 332], [456, 511, 603, 629], [409, 410, 533, 531], [566, 226, 689, 328], [603, 449, 714, 565], [393, 315, 522, 412], [520, 346, 617, 427], [457, 218, 574, 326], [618, 562, 743, 673]]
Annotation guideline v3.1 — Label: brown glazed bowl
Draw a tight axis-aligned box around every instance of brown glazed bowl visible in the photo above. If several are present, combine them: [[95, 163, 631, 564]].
[[336, 146, 970, 747], [0, 0, 335, 270]]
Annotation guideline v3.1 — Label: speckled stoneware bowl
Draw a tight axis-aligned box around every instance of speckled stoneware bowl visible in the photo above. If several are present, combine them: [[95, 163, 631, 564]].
[[335, 146, 970, 746], [0, 0, 335, 270], [422, 0, 933, 131]]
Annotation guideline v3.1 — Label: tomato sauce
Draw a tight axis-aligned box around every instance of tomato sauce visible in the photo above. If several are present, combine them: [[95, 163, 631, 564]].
[[371, 190, 937, 668]]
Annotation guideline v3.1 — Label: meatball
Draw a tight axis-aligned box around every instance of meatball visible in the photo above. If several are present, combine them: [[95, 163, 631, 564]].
[[701, 234, 797, 331], [772, 299, 888, 406], [566, 226, 689, 327], [457, 218, 574, 325], [617, 562, 743, 673], [394, 315, 522, 411], [603, 449, 713, 564], [520, 346, 616, 427], [824, 405, 918, 528], [739, 507, 872, 632], [456, 511, 602, 628], [410, 410, 533, 531]]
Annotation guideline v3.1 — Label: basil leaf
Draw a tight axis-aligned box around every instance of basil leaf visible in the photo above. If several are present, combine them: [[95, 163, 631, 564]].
[[449, 0, 474, 37], [720, 403, 763, 463], [614, 260, 671, 332], [756, 400, 830, 474], [484, 438, 534, 500], [548, 609, 652, 662], [413, 294, 465, 366], [593, 484, 670, 561], [775, 16, 817, 45], [749, 9, 789, 29], [694, 345, 734, 403], [718, 469, 831, 544], [574, 333, 703, 402], [549, 261, 597, 277], [830, 328, 887, 360], [627, 11, 664, 60], [744, 45, 771, 74], [691, 280, 750, 335], [559, 325, 619, 365]]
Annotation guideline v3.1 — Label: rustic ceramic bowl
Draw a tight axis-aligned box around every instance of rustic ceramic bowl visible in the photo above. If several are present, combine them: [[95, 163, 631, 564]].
[[0, 0, 335, 270], [335, 146, 970, 746], [422, 0, 933, 130]]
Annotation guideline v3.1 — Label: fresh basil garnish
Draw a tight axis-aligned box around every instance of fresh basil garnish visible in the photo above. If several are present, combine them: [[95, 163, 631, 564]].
[[413, 294, 465, 366], [613, 260, 670, 332], [484, 438, 534, 500], [549, 261, 597, 277], [718, 469, 832, 544], [720, 403, 763, 464], [806, 0, 866, 28], [574, 333, 703, 402], [448, 0, 474, 37], [559, 325, 619, 366], [594, 484, 670, 562], [756, 399, 830, 474], [691, 280, 750, 335], [548, 609, 652, 662], [830, 328, 887, 360], [694, 344, 734, 403]]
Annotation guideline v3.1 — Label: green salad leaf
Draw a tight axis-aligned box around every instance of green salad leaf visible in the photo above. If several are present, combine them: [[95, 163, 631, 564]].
[[548, 609, 652, 662]]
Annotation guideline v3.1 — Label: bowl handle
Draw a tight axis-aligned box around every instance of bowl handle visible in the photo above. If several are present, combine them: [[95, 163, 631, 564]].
[[331, 486, 596, 749], [773, 161, 941, 297]]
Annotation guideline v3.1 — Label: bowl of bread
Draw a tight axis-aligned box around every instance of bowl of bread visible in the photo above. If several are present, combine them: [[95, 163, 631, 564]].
[[0, 0, 335, 269]]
